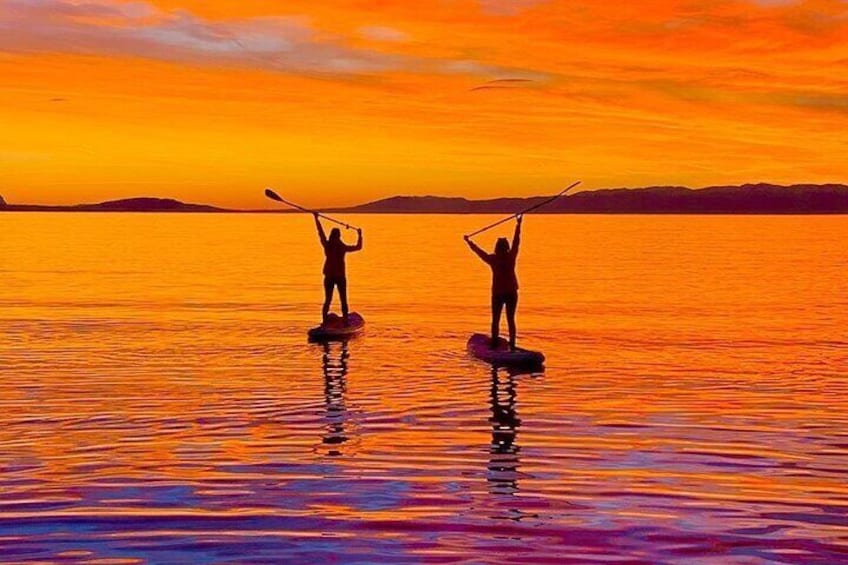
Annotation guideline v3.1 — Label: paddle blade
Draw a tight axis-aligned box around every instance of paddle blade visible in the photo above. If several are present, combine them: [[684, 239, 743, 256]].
[[264, 188, 283, 202]]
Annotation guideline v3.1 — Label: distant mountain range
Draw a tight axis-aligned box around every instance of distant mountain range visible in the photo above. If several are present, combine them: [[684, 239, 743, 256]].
[[334, 184, 848, 214], [2, 184, 847, 214]]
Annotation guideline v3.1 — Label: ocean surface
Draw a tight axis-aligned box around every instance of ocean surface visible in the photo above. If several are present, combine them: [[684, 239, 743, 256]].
[[1, 213, 846, 564]]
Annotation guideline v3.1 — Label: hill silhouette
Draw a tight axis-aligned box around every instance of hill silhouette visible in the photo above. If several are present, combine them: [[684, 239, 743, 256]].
[[334, 184, 848, 214], [2, 197, 229, 213]]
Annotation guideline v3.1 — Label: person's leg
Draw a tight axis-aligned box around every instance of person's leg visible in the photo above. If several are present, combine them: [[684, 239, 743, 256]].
[[491, 294, 505, 348], [322, 276, 334, 323], [506, 292, 518, 351], [338, 277, 349, 324]]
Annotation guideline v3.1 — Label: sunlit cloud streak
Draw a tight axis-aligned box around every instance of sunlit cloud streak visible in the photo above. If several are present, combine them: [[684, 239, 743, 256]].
[[0, 0, 399, 75], [0, 0, 545, 79]]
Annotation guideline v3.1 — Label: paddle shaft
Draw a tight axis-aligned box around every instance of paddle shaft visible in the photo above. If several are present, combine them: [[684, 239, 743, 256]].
[[265, 189, 359, 230], [465, 180, 581, 239]]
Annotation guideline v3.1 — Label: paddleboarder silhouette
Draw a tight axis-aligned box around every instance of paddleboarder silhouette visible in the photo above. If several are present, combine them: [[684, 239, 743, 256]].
[[464, 215, 522, 350], [315, 212, 362, 325]]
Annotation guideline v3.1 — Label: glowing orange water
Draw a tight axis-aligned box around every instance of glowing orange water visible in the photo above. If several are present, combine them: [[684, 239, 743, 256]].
[[1, 213, 846, 562]]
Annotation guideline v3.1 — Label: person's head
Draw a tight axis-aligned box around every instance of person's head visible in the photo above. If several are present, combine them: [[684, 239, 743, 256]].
[[329, 228, 341, 242], [494, 237, 510, 256]]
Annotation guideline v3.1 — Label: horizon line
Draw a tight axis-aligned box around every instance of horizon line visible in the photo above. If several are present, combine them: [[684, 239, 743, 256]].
[[3, 181, 848, 211]]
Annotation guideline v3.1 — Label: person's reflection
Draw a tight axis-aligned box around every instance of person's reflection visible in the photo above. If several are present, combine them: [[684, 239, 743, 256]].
[[487, 367, 521, 496], [321, 341, 350, 457]]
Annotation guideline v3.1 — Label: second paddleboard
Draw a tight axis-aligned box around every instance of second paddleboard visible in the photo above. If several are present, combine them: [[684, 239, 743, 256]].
[[467, 333, 544, 367]]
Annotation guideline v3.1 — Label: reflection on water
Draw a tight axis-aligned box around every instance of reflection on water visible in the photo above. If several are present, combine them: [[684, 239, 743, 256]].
[[320, 341, 351, 457], [1, 213, 847, 563], [487, 368, 522, 498]]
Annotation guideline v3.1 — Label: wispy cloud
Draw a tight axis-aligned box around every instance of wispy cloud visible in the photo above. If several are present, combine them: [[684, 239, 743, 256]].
[[357, 25, 410, 43], [0, 0, 408, 75], [478, 0, 547, 16], [0, 0, 549, 80], [469, 78, 536, 92]]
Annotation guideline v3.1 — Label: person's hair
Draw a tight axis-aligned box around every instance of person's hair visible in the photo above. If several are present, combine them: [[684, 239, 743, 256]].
[[329, 228, 341, 242], [494, 237, 510, 255]]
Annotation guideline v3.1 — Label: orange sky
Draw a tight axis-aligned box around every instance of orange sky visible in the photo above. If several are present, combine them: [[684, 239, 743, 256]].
[[1, 0, 847, 208]]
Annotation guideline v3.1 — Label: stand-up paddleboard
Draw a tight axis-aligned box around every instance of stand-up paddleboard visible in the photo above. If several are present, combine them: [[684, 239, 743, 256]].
[[467, 333, 544, 367], [308, 312, 365, 342]]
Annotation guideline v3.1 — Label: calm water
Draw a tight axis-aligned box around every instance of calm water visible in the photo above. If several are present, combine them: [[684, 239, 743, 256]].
[[1, 213, 847, 564]]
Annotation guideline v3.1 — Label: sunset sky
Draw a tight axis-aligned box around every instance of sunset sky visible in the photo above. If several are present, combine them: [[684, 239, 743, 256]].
[[1, 0, 847, 208]]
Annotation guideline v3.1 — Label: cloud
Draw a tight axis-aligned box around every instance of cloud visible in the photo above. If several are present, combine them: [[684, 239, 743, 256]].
[[469, 78, 536, 92], [358, 25, 410, 42], [0, 0, 552, 81], [478, 0, 547, 16], [0, 0, 408, 75], [785, 92, 848, 113], [2, 0, 843, 105]]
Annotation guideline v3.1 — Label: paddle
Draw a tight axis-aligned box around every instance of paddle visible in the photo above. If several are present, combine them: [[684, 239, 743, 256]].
[[464, 180, 581, 239], [264, 188, 360, 231]]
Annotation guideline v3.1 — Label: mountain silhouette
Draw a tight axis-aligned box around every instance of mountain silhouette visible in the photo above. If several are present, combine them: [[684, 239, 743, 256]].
[[2, 197, 229, 213], [332, 184, 848, 214], [76, 197, 227, 212]]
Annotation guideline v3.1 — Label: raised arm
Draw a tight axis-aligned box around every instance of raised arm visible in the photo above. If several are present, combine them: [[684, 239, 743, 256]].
[[346, 228, 363, 252], [464, 235, 492, 264], [511, 215, 522, 257], [314, 212, 327, 246]]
